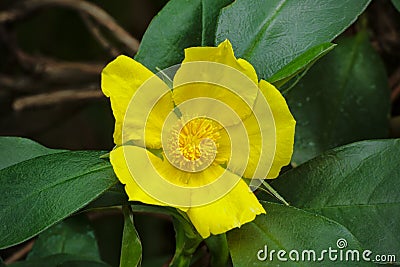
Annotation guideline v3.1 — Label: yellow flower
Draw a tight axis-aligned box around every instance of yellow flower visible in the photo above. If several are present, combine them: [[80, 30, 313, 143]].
[[101, 40, 295, 238]]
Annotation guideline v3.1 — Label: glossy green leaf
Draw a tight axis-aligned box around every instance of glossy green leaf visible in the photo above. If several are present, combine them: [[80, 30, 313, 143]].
[[27, 215, 100, 260], [201, 0, 235, 46], [392, 0, 400, 12], [216, 0, 371, 80], [130, 205, 202, 267], [267, 139, 400, 263], [85, 183, 128, 210], [0, 137, 65, 170], [0, 151, 117, 249], [204, 234, 229, 267], [269, 42, 336, 88], [228, 202, 373, 266], [169, 215, 202, 267], [287, 32, 390, 165], [9, 254, 110, 267], [135, 0, 233, 72], [120, 206, 142, 267]]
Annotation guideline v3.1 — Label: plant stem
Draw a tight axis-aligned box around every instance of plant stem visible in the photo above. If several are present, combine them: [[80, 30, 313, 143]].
[[261, 180, 290, 206]]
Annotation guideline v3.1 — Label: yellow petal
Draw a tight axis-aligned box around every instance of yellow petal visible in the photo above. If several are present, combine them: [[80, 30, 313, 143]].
[[101, 55, 173, 148], [149, 152, 223, 187], [181, 39, 258, 84], [109, 146, 170, 208], [113, 144, 241, 208], [186, 179, 265, 238], [237, 112, 269, 179], [260, 80, 295, 178], [214, 126, 231, 166], [172, 40, 260, 125], [255, 80, 296, 178], [225, 80, 295, 179]]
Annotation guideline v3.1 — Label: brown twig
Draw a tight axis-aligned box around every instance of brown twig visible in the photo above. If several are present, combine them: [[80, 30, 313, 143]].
[[0, 24, 104, 86], [79, 13, 120, 57], [391, 116, 400, 138], [4, 240, 34, 264], [0, 59, 101, 91], [0, 74, 38, 92], [13, 88, 104, 111], [0, 0, 139, 54], [391, 84, 400, 103], [389, 66, 400, 89], [389, 66, 400, 103], [15, 50, 103, 84]]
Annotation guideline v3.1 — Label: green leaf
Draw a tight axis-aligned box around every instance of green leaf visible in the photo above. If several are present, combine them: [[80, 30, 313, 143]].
[[130, 204, 202, 267], [204, 234, 229, 267], [216, 0, 371, 80], [392, 0, 400, 12], [268, 43, 336, 88], [0, 151, 117, 249], [287, 31, 390, 165], [8, 254, 110, 267], [201, 0, 234, 46], [85, 183, 128, 210], [27, 215, 101, 260], [228, 202, 373, 266], [169, 215, 203, 267], [267, 139, 400, 263], [0, 137, 65, 170], [135, 0, 233, 72], [120, 206, 142, 267]]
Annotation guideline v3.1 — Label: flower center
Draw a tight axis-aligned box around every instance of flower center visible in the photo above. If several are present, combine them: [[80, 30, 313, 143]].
[[165, 118, 220, 172]]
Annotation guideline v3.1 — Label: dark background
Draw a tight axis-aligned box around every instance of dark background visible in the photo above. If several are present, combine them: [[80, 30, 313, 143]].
[[0, 1, 178, 266], [0, 0, 166, 151]]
